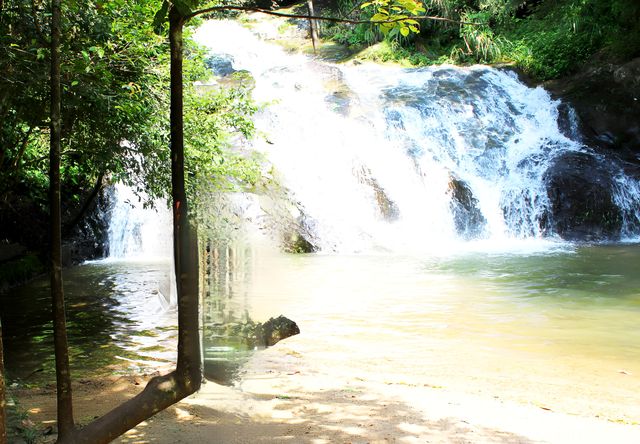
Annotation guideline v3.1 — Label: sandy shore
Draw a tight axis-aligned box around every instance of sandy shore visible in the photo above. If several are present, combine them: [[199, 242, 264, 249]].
[[11, 335, 640, 444]]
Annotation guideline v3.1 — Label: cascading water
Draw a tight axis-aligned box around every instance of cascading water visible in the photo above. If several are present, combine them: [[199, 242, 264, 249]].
[[196, 21, 640, 253], [107, 184, 173, 259], [107, 184, 176, 306]]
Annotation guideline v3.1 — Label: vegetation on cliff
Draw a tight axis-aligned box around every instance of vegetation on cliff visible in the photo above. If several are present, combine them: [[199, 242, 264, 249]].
[[317, 0, 640, 80]]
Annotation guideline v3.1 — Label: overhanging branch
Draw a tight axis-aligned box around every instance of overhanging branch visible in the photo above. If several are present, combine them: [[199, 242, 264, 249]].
[[186, 5, 474, 26]]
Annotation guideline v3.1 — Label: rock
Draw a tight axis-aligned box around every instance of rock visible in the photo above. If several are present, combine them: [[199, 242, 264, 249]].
[[255, 315, 301, 347], [282, 229, 318, 253], [447, 176, 487, 239], [353, 165, 400, 221], [545, 57, 640, 158], [543, 151, 623, 241], [64, 185, 114, 264], [221, 315, 300, 348], [205, 53, 236, 77], [0, 242, 26, 263]]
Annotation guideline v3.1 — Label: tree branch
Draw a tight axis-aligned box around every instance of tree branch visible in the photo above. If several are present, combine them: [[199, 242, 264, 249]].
[[186, 5, 474, 25], [72, 371, 195, 444]]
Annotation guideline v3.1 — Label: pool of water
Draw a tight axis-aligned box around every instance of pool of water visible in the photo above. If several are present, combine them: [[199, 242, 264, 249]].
[[2, 243, 639, 422], [205, 241, 640, 422], [0, 259, 177, 382]]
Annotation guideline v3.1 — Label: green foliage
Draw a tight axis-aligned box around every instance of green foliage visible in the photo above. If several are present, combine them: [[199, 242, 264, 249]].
[[1, 0, 264, 250], [495, 0, 640, 79], [456, 10, 505, 63], [183, 81, 263, 199], [0, 0, 175, 246], [345, 0, 640, 79], [361, 0, 425, 38]]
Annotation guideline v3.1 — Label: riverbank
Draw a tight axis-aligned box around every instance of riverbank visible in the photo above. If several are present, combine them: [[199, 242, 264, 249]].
[[9, 334, 640, 444]]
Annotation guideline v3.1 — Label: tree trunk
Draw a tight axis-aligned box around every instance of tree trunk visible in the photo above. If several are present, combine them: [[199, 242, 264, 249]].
[[0, 321, 7, 444], [49, 0, 76, 440], [307, 0, 319, 53], [169, 7, 202, 390], [69, 8, 201, 442]]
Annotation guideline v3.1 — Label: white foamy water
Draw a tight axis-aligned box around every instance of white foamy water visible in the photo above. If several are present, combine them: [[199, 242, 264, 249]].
[[107, 184, 172, 259], [194, 20, 640, 254]]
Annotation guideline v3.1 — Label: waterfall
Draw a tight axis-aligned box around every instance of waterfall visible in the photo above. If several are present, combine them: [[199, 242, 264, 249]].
[[106, 184, 176, 306], [107, 184, 173, 259], [194, 21, 640, 253]]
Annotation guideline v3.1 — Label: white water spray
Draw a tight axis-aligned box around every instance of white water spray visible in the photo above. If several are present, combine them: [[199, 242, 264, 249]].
[[107, 184, 172, 259], [106, 184, 176, 306], [193, 21, 640, 253]]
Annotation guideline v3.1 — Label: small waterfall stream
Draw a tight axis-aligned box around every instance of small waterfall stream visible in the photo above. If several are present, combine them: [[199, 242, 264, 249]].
[[195, 21, 640, 253], [107, 184, 173, 259], [106, 184, 176, 307]]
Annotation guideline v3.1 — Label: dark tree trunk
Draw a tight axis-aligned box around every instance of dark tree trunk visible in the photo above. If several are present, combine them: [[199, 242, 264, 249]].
[[69, 7, 201, 443], [307, 0, 318, 52], [49, 0, 76, 440], [169, 7, 202, 390], [0, 321, 7, 444]]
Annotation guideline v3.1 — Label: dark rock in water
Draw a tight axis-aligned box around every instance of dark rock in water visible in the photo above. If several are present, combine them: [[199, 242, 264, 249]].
[[64, 184, 114, 264], [543, 151, 623, 241], [204, 314, 300, 385], [205, 53, 236, 77], [282, 229, 318, 253], [280, 210, 319, 253], [354, 165, 400, 221], [447, 176, 487, 239], [221, 315, 300, 348], [255, 315, 301, 347], [545, 57, 640, 158], [0, 242, 26, 263]]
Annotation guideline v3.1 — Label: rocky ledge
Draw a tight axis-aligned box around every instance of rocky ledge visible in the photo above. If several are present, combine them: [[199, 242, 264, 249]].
[[545, 56, 640, 160]]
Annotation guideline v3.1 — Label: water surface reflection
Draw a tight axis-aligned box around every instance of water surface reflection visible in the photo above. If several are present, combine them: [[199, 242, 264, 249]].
[[0, 259, 176, 382]]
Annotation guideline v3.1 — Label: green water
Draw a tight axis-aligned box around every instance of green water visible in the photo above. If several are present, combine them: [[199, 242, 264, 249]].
[[2, 244, 639, 421], [0, 259, 176, 383]]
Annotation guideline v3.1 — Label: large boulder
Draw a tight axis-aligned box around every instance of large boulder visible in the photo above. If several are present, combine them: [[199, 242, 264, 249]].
[[543, 151, 623, 240], [545, 57, 640, 158]]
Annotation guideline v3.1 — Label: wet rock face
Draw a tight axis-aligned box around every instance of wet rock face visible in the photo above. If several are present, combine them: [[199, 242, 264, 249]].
[[543, 151, 623, 241], [281, 227, 318, 253], [546, 57, 640, 158], [63, 185, 114, 264], [353, 166, 400, 222], [447, 177, 487, 239]]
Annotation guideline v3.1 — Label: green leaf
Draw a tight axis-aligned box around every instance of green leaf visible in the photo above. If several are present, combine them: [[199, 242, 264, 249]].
[[172, 0, 193, 16], [371, 12, 389, 22], [400, 26, 410, 37], [153, 0, 169, 34]]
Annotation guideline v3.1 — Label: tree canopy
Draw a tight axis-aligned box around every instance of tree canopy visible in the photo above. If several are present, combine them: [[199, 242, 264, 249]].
[[0, 0, 263, 253]]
